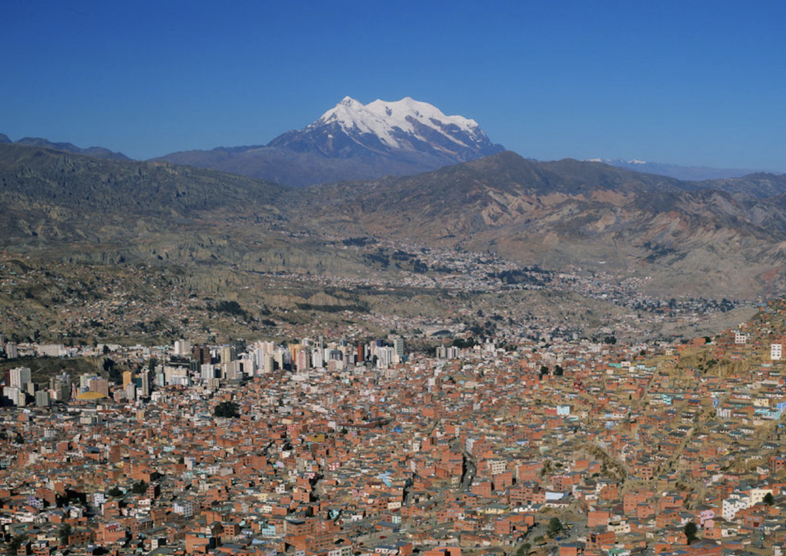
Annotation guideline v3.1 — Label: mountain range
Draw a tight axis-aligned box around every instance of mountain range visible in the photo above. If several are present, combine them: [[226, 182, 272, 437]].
[[4, 98, 780, 186], [154, 97, 505, 186], [4, 139, 786, 298], [301, 151, 786, 296], [6, 95, 786, 300], [593, 158, 760, 181], [0, 133, 130, 161]]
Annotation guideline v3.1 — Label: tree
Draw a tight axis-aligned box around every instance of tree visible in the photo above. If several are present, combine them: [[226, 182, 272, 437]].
[[212, 300, 247, 318], [131, 480, 148, 494], [214, 401, 239, 418], [684, 521, 698, 545], [6, 535, 25, 555], [516, 543, 531, 556], [554, 365, 564, 376], [107, 486, 122, 497], [764, 492, 775, 506], [58, 523, 73, 545], [547, 517, 563, 537], [452, 338, 476, 349]]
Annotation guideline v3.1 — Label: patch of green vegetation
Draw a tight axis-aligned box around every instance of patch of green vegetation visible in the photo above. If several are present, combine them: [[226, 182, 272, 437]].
[[0, 356, 112, 386], [210, 300, 249, 319], [214, 401, 239, 418]]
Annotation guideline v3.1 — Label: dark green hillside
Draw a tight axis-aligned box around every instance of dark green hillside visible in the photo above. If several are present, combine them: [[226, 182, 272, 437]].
[[0, 143, 287, 216]]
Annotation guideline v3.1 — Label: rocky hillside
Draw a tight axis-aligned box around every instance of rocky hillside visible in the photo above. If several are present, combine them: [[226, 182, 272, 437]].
[[296, 152, 786, 297], [0, 143, 293, 265], [4, 143, 786, 298]]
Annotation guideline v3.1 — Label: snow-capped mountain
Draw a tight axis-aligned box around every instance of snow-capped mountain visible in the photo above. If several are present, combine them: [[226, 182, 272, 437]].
[[269, 96, 502, 162], [588, 158, 757, 181], [156, 97, 504, 187]]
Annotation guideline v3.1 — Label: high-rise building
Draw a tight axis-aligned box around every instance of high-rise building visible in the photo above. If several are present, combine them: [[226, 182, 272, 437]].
[[223, 360, 242, 381], [3, 387, 22, 406], [50, 374, 71, 402], [357, 342, 364, 363], [35, 390, 50, 407], [174, 339, 192, 357], [393, 337, 405, 360], [249, 346, 263, 372], [5, 342, 17, 359], [201, 364, 217, 381], [295, 349, 310, 372], [273, 348, 286, 370], [311, 348, 324, 369], [256, 340, 276, 356], [288, 343, 302, 365], [220, 345, 237, 364], [263, 354, 275, 374], [192, 345, 211, 365], [88, 378, 110, 397], [377, 346, 395, 369], [140, 370, 151, 397], [10, 367, 31, 389], [125, 382, 136, 401]]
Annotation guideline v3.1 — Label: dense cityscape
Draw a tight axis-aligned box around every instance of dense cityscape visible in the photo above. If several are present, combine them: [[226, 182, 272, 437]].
[[1, 295, 786, 555]]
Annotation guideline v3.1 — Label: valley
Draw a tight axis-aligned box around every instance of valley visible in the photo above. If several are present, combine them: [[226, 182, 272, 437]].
[[0, 97, 784, 556]]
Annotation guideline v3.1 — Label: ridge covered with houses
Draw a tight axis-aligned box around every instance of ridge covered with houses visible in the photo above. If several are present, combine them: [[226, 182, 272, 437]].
[[1, 300, 786, 556]]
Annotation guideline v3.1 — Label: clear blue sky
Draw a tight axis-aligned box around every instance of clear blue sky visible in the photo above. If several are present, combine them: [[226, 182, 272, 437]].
[[1, 0, 785, 170]]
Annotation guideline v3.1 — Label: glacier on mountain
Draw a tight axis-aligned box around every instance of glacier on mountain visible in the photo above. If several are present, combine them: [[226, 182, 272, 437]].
[[314, 96, 489, 151]]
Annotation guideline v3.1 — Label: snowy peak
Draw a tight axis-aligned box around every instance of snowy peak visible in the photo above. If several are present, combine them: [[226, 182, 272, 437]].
[[304, 96, 499, 154], [587, 157, 758, 181], [587, 158, 647, 165]]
